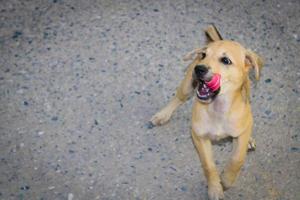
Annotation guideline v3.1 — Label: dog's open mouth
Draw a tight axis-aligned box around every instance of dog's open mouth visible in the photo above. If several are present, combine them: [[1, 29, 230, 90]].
[[196, 81, 220, 102]]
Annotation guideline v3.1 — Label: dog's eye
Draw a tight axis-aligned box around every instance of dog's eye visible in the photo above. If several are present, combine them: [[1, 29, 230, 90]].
[[220, 57, 232, 65], [200, 52, 206, 59]]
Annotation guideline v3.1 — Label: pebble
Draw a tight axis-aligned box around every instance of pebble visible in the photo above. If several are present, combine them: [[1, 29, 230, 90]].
[[290, 147, 299, 152], [265, 78, 272, 83], [20, 186, 30, 191], [265, 110, 271, 115], [12, 31, 22, 39], [146, 122, 154, 129], [38, 131, 44, 136], [68, 193, 74, 200], [180, 186, 187, 192], [51, 116, 58, 121], [48, 186, 55, 190]]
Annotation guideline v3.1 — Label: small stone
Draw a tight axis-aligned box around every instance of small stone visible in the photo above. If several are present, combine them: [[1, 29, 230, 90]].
[[265, 78, 272, 83], [38, 131, 44, 136], [146, 122, 154, 129], [68, 193, 74, 200], [265, 110, 271, 115], [12, 31, 22, 39], [290, 147, 299, 152], [69, 150, 75, 154], [20, 185, 30, 190], [51, 116, 58, 121], [293, 34, 298, 39], [267, 96, 273, 101], [169, 166, 177, 171], [48, 186, 55, 190], [180, 186, 187, 192], [23, 101, 29, 106], [292, 88, 298, 94]]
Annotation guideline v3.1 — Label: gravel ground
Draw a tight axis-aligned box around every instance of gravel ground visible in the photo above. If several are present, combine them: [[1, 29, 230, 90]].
[[0, 0, 299, 199]]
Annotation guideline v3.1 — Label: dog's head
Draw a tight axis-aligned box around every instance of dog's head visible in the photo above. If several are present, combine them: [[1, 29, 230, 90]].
[[187, 26, 264, 103]]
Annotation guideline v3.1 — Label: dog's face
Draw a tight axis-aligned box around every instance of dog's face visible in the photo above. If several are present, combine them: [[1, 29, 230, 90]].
[[193, 40, 262, 103]]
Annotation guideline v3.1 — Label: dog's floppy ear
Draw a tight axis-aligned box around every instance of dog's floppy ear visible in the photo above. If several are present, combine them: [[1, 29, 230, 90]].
[[183, 25, 223, 61], [245, 49, 264, 80], [204, 25, 223, 43]]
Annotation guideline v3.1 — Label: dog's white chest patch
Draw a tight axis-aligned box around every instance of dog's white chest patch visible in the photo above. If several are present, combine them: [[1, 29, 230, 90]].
[[193, 114, 232, 140], [192, 98, 235, 140]]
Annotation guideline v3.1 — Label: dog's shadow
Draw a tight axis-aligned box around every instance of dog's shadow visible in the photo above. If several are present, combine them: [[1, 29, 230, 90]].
[[212, 137, 233, 146], [212, 137, 255, 152]]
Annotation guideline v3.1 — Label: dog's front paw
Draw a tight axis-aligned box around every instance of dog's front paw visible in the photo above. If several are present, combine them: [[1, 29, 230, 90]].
[[221, 172, 236, 190], [208, 182, 224, 200], [150, 110, 172, 126]]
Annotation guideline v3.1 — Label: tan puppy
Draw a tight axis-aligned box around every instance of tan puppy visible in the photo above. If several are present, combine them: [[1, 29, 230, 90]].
[[151, 26, 263, 200]]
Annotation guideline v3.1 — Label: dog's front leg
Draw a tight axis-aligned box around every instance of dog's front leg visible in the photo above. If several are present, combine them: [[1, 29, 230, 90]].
[[151, 59, 198, 126], [221, 127, 252, 190], [150, 96, 184, 125], [192, 131, 224, 200]]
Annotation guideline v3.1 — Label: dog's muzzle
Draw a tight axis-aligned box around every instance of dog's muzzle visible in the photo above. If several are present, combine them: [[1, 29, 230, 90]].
[[194, 65, 221, 102]]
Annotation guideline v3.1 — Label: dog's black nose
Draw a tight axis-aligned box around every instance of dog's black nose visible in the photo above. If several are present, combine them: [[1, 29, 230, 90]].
[[194, 65, 208, 78]]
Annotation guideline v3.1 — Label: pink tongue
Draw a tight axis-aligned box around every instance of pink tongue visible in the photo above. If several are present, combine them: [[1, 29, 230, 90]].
[[205, 73, 221, 92]]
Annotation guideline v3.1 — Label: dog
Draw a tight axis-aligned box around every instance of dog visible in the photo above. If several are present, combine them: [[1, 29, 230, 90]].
[[150, 25, 263, 200]]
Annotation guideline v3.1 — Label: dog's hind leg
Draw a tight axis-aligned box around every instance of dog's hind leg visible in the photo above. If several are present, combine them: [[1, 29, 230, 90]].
[[247, 137, 256, 151], [150, 58, 199, 126]]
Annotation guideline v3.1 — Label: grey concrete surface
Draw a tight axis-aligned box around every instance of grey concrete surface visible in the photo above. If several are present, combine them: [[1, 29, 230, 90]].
[[0, 0, 299, 199]]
